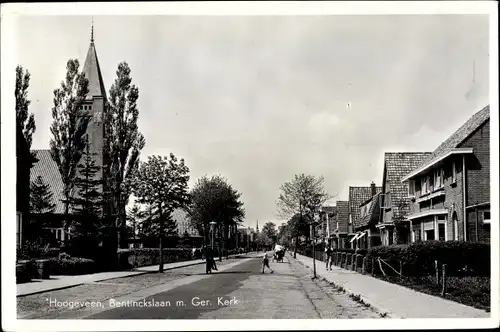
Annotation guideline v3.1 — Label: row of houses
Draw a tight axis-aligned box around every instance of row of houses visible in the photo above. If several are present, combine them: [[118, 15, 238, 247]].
[[317, 105, 491, 249]]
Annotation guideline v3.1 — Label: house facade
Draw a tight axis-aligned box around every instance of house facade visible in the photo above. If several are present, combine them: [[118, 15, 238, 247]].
[[377, 152, 432, 245], [331, 201, 351, 249], [401, 105, 490, 243], [351, 183, 382, 249]]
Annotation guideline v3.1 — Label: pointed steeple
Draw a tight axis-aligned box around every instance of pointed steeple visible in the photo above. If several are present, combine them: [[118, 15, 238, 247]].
[[256, 220, 259, 232], [82, 23, 106, 100]]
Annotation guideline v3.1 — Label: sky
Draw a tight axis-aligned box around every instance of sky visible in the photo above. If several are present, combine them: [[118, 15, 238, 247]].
[[12, 14, 490, 230]]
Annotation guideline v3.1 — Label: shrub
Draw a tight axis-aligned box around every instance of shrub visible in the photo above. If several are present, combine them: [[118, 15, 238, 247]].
[[48, 256, 95, 275], [16, 242, 60, 260]]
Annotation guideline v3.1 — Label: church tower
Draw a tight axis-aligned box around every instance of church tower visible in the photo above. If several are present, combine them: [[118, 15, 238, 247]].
[[77, 24, 107, 197]]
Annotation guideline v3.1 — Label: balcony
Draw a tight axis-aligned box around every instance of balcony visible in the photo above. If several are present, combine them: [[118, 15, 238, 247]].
[[416, 187, 445, 204]]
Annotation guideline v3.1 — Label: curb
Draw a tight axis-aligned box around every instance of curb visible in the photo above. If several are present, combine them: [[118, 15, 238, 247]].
[[290, 255, 401, 319], [17, 254, 252, 297]]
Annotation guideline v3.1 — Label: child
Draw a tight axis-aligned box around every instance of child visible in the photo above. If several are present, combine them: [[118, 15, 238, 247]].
[[261, 253, 274, 274], [325, 246, 333, 271]]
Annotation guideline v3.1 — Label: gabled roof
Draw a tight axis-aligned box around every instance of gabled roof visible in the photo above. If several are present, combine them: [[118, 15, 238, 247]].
[[349, 186, 382, 230], [82, 40, 107, 101], [403, 105, 490, 180], [336, 201, 349, 233], [171, 208, 199, 236], [383, 152, 432, 219], [30, 149, 65, 214], [358, 192, 381, 229]]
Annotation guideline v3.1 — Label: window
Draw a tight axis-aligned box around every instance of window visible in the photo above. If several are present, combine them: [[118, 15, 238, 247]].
[[484, 211, 491, 224], [425, 230, 435, 241], [388, 230, 393, 245], [438, 223, 446, 241], [451, 161, 457, 183], [408, 180, 416, 197], [434, 169, 444, 189], [421, 177, 429, 195]]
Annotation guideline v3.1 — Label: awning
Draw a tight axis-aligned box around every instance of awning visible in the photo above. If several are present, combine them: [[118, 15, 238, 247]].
[[358, 232, 366, 240], [349, 234, 359, 243], [407, 209, 448, 220]]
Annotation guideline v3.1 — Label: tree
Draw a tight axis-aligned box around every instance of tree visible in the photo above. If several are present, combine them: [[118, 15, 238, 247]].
[[30, 176, 56, 214], [187, 175, 245, 260], [15, 65, 36, 152], [27, 176, 56, 241], [105, 62, 146, 250], [261, 222, 278, 245], [131, 154, 190, 272], [71, 140, 104, 216], [49, 59, 90, 245], [276, 174, 331, 258]]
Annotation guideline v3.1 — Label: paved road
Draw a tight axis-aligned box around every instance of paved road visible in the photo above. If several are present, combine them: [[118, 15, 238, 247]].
[[18, 253, 381, 319]]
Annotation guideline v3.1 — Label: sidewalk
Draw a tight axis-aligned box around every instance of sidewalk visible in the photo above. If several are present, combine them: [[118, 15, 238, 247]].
[[17, 252, 252, 297], [292, 253, 489, 319]]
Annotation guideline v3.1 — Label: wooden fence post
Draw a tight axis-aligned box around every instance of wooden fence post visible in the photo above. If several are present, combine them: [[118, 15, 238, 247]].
[[362, 257, 367, 274], [344, 253, 349, 269], [399, 260, 403, 281], [435, 260, 439, 285], [441, 264, 447, 296], [353, 255, 358, 271], [371, 257, 375, 275]]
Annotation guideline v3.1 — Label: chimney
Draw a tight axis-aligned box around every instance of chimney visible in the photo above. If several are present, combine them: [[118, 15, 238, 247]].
[[371, 181, 376, 196]]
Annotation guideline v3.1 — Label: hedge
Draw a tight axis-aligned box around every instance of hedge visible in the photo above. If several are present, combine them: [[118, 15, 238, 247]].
[[48, 255, 95, 275], [365, 241, 490, 277], [117, 248, 194, 269]]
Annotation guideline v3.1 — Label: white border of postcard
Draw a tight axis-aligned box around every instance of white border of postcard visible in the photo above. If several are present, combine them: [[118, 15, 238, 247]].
[[1, 1, 498, 331]]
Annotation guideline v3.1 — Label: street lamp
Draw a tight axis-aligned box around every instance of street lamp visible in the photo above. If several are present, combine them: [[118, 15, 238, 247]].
[[209, 221, 217, 250]]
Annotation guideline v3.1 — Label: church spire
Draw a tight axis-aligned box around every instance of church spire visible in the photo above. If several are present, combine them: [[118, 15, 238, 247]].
[[91, 18, 94, 43], [83, 20, 106, 100]]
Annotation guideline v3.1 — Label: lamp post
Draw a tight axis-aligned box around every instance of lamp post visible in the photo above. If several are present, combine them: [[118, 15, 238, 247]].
[[209, 221, 217, 250], [311, 212, 320, 279]]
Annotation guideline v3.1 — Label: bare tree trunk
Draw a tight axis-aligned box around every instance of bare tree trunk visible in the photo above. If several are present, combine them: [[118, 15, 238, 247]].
[[294, 235, 298, 258]]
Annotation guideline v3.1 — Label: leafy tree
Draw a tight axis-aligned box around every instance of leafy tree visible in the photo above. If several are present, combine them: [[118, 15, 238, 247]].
[[30, 176, 56, 214], [15, 65, 36, 152], [261, 222, 278, 245], [187, 175, 245, 260], [276, 174, 331, 258], [49, 59, 90, 245], [131, 154, 190, 272], [105, 62, 146, 249], [277, 224, 291, 247]]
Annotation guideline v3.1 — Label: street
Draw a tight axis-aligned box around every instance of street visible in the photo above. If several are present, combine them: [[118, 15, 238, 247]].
[[17, 253, 381, 319]]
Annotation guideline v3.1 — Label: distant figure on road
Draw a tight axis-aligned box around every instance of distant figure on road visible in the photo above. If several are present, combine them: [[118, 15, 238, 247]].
[[261, 253, 274, 274], [205, 247, 218, 274], [325, 246, 333, 270]]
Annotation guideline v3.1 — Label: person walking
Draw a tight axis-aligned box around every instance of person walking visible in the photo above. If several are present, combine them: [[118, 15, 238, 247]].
[[325, 245, 333, 271], [261, 252, 274, 274]]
